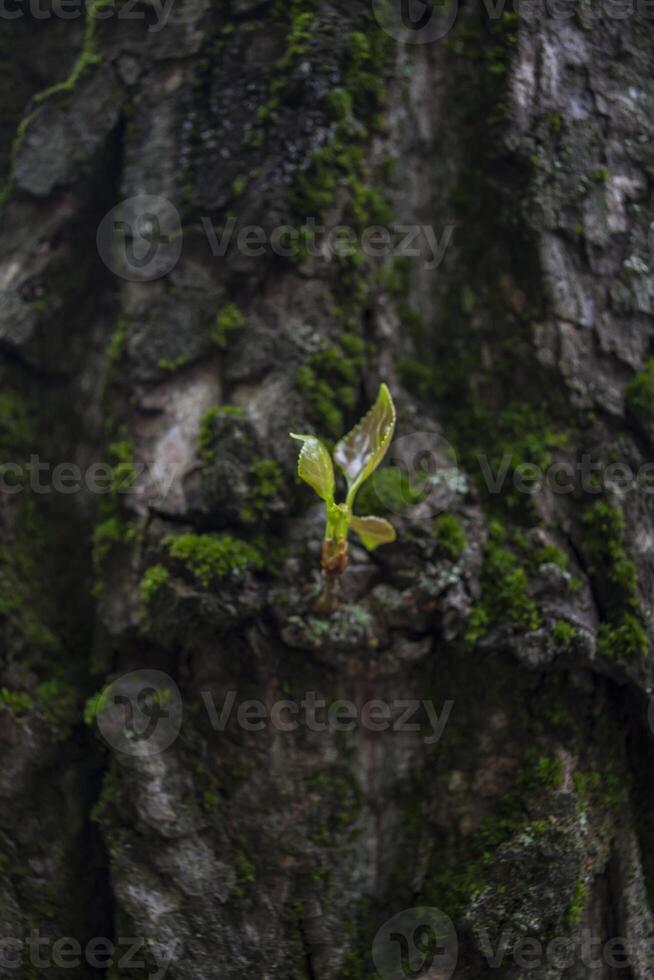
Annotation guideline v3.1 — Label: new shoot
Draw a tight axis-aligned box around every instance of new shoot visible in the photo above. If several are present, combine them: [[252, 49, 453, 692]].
[[291, 383, 397, 614]]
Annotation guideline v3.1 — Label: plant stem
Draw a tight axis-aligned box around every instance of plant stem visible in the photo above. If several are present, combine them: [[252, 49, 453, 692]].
[[314, 569, 341, 615], [314, 538, 348, 615]]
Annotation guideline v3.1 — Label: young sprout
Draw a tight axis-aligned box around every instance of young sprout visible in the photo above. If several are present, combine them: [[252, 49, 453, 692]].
[[291, 383, 397, 613]]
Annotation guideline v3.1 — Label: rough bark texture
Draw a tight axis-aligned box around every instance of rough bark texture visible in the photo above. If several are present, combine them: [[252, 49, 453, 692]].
[[1, 0, 654, 978]]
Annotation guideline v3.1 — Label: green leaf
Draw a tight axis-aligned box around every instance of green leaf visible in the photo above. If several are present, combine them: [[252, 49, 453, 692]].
[[334, 384, 396, 507], [290, 434, 335, 504], [350, 515, 396, 551]]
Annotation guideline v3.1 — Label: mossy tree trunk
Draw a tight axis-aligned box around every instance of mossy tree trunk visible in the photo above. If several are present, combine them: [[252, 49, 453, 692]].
[[1, 1, 654, 977]]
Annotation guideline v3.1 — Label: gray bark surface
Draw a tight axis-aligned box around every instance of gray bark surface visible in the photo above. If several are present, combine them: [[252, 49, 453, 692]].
[[0, 0, 653, 977]]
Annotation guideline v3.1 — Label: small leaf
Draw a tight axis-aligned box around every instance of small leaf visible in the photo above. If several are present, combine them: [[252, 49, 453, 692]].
[[290, 433, 335, 504], [334, 384, 396, 506], [350, 515, 396, 551]]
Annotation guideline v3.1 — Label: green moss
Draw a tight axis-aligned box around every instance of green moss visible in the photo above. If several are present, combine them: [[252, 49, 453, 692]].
[[201, 789, 220, 812], [431, 384, 567, 518], [582, 502, 639, 607], [546, 111, 563, 133], [597, 615, 649, 661], [421, 749, 562, 921], [107, 325, 126, 363], [211, 303, 245, 349], [84, 685, 111, 726], [573, 769, 622, 815], [240, 459, 284, 524], [166, 533, 264, 586], [287, 24, 393, 326], [197, 405, 245, 463], [565, 880, 587, 927], [92, 515, 137, 597], [90, 761, 129, 854], [536, 544, 568, 569], [108, 440, 135, 496], [591, 168, 608, 183], [553, 619, 576, 647], [393, 12, 571, 526], [581, 501, 648, 660], [306, 770, 362, 846], [433, 514, 467, 559], [35, 679, 78, 730], [297, 333, 367, 438], [231, 174, 248, 197], [626, 358, 654, 439], [157, 355, 190, 372], [513, 535, 581, 592], [28, 0, 109, 109], [0, 391, 34, 450], [0, 688, 34, 715], [140, 564, 170, 604], [231, 848, 257, 897], [93, 516, 124, 568], [465, 522, 540, 648], [274, 10, 315, 79], [291, 27, 391, 227]]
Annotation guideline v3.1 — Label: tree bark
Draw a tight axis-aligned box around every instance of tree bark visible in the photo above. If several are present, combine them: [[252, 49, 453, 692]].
[[1, 1, 654, 978]]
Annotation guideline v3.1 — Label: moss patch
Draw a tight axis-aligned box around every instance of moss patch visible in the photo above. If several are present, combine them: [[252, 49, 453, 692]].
[[433, 514, 467, 559], [626, 358, 654, 440], [581, 501, 648, 660], [140, 564, 170, 604], [198, 405, 245, 463], [166, 533, 264, 586], [211, 303, 245, 349], [297, 332, 367, 438], [466, 522, 540, 648], [240, 459, 284, 524]]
